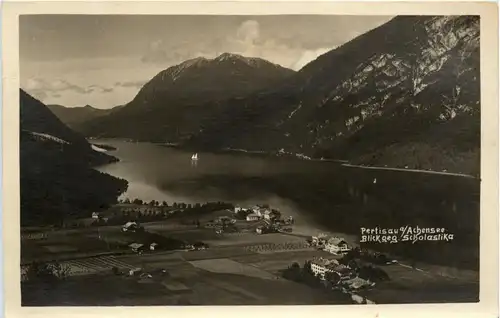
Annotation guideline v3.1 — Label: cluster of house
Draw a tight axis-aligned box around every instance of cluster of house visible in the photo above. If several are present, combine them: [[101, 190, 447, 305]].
[[255, 222, 280, 234], [128, 242, 159, 253], [205, 216, 238, 234], [310, 234, 351, 255], [234, 205, 287, 222], [309, 257, 375, 291]]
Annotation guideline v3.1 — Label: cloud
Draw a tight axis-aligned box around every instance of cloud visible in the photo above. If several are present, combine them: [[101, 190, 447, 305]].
[[23, 77, 114, 102], [139, 19, 334, 71], [115, 80, 148, 89], [236, 20, 261, 45], [225, 20, 335, 71], [140, 38, 218, 66]]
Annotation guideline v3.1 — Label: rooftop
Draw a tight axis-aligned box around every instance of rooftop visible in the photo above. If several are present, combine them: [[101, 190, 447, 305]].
[[345, 277, 371, 289], [326, 237, 348, 246], [129, 243, 144, 249], [327, 264, 350, 273], [311, 257, 339, 267]]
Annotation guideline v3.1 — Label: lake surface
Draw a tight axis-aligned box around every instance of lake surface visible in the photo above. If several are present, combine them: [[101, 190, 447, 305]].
[[96, 139, 480, 269], [95, 139, 344, 232]]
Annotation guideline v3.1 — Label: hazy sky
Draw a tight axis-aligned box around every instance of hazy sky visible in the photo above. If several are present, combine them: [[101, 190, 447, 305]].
[[20, 15, 393, 108]]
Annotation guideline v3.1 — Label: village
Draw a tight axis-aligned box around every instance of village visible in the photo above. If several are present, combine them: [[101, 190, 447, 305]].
[[22, 199, 468, 305]]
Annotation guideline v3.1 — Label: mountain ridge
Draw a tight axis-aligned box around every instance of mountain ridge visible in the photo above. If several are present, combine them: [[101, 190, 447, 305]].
[[20, 89, 128, 226], [47, 103, 123, 131], [185, 15, 480, 175], [78, 52, 295, 142]]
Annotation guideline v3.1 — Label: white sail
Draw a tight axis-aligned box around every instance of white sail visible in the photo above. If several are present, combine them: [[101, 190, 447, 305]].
[[191, 153, 198, 160]]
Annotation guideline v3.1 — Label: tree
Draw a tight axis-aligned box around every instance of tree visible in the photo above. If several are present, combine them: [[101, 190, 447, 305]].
[[23, 261, 69, 283], [324, 271, 341, 285], [302, 261, 316, 284], [111, 266, 120, 275], [162, 201, 168, 207], [348, 259, 360, 271]]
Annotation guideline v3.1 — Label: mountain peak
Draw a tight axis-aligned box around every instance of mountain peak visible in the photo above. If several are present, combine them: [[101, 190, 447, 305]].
[[180, 56, 209, 67], [215, 52, 246, 62]]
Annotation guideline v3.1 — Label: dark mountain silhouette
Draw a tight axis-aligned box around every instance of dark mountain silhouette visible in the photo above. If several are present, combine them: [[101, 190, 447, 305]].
[[47, 104, 123, 130], [79, 53, 295, 142], [187, 16, 480, 175], [20, 89, 128, 226]]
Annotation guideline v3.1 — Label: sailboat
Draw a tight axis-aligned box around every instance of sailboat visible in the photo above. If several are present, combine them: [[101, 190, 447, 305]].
[[191, 153, 198, 161]]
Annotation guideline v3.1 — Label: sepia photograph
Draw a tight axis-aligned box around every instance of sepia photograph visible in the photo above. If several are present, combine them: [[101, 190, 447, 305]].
[[2, 1, 497, 312]]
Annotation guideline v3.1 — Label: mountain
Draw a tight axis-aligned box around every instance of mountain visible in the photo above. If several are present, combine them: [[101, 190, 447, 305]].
[[79, 53, 295, 142], [20, 89, 128, 226], [47, 104, 122, 130], [187, 16, 480, 176]]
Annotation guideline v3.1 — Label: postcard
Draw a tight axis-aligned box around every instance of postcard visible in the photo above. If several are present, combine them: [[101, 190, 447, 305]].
[[2, 1, 498, 318]]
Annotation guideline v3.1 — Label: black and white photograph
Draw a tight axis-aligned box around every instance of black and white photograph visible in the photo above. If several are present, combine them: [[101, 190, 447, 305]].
[[3, 2, 497, 310]]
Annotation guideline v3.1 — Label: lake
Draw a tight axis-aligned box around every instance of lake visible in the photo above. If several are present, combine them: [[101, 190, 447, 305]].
[[95, 139, 480, 269]]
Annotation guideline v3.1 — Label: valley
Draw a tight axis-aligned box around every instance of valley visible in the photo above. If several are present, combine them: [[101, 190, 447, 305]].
[[19, 14, 482, 306]]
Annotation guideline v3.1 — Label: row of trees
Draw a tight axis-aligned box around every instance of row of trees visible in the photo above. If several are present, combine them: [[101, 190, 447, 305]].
[[118, 198, 205, 210]]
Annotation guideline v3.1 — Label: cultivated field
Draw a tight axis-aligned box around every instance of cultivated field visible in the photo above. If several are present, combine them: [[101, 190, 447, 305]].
[[21, 209, 479, 305]]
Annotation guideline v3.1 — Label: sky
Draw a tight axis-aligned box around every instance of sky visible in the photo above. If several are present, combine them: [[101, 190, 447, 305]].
[[20, 15, 393, 109]]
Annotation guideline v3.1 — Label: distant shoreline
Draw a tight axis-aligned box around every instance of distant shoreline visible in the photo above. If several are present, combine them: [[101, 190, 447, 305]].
[[342, 163, 478, 179], [155, 142, 349, 163]]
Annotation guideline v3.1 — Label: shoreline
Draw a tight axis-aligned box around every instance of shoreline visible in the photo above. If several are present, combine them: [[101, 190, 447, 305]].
[[342, 163, 478, 179], [148, 141, 476, 178]]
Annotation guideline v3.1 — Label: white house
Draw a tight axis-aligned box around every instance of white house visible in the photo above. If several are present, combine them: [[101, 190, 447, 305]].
[[310, 258, 339, 278], [234, 206, 242, 213], [150, 243, 159, 251], [324, 237, 350, 255], [251, 206, 262, 216], [246, 213, 260, 221], [263, 210, 273, 220], [129, 267, 143, 276], [91, 212, 100, 219], [122, 221, 140, 232]]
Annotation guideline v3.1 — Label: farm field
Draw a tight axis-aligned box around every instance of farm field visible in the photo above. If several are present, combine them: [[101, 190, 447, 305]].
[[21, 210, 479, 306]]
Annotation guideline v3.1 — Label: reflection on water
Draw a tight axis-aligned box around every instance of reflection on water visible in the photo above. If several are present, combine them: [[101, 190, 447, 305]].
[[191, 159, 198, 168]]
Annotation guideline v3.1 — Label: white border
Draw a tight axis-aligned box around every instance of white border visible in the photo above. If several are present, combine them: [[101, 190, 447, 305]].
[[2, 2, 498, 318]]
